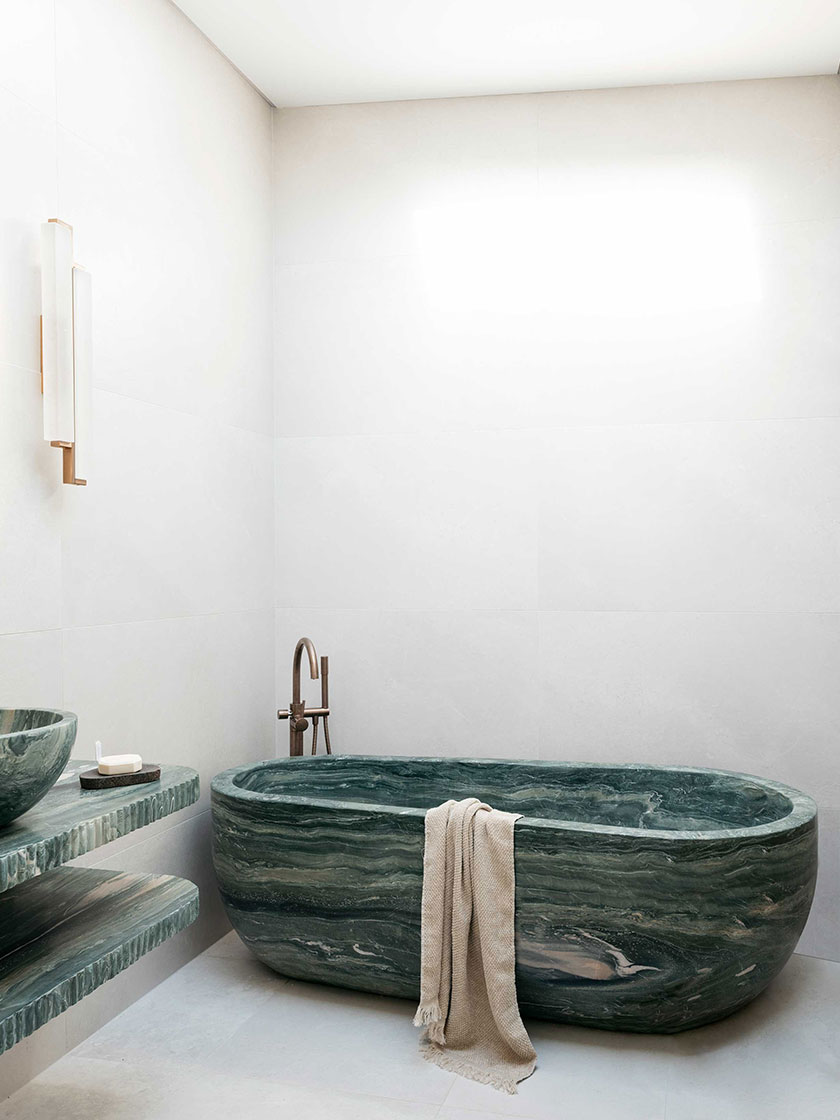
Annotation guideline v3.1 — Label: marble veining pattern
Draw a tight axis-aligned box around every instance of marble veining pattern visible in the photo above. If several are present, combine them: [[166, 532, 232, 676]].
[[0, 762, 199, 894], [212, 756, 817, 1033], [0, 710, 78, 829], [0, 866, 199, 1055]]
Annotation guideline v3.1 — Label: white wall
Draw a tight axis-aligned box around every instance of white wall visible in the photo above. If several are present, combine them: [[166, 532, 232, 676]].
[[273, 77, 840, 963], [0, 0, 274, 1095]]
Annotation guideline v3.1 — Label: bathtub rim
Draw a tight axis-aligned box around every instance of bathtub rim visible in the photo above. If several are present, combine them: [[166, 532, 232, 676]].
[[211, 755, 816, 843]]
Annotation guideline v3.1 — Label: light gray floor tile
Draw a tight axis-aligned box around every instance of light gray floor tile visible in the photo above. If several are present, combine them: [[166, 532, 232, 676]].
[[208, 976, 456, 1104], [437, 1110, 540, 1120], [0, 1057, 439, 1120], [203, 930, 253, 959], [0, 941, 836, 1120], [71, 953, 283, 1067]]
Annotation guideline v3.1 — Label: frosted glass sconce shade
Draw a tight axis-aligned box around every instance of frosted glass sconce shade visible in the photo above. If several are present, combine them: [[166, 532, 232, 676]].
[[40, 220, 74, 444], [71, 266, 92, 484], [40, 220, 91, 486]]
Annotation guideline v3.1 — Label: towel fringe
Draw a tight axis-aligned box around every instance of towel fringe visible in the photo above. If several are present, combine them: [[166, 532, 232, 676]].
[[420, 1041, 533, 1095], [412, 1000, 442, 1028]]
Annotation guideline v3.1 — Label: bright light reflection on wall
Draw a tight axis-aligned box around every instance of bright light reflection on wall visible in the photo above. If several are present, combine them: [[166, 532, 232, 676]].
[[413, 169, 762, 319]]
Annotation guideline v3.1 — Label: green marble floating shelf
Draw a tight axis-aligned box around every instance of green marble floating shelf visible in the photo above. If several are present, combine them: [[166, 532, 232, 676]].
[[0, 866, 198, 1054], [0, 761, 199, 894]]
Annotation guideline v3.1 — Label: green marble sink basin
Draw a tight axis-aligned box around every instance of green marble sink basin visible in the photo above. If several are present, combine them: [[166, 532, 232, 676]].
[[0, 709, 77, 828]]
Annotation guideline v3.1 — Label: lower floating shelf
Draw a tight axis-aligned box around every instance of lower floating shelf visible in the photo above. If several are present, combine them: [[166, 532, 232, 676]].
[[0, 865, 199, 1055]]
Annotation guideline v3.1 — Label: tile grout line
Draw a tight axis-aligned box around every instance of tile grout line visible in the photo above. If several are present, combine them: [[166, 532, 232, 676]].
[[2, 606, 274, 642], [271, 606, 840, 616], [94, 385, 275, 442], [272, 413, 840, 441]]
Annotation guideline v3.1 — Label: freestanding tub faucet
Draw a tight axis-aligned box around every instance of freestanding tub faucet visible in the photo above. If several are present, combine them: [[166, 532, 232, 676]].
[[277, 637, 332, 756]]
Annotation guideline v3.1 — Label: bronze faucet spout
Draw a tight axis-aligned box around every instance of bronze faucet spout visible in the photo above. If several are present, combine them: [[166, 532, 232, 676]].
[[292, 637, 319, 709]]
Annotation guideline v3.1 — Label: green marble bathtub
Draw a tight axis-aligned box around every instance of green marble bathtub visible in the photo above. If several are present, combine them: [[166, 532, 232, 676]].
[[211, 756, 817, 1033]]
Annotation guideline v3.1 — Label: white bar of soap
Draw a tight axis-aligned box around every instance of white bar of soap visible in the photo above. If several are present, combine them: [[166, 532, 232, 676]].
[[98, 754, 142, 775]]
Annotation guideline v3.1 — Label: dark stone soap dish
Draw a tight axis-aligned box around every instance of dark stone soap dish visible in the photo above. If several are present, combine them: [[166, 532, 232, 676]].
[[79, 765, 161, 790]]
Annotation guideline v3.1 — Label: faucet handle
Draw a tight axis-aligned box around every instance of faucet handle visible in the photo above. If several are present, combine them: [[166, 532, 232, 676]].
[[277, 708, 290, 720]]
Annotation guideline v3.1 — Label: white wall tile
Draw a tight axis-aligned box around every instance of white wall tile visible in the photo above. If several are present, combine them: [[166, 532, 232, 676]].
[[274, 94, 541, 267], [56, 117, 273, 436], [62, 610, 274, 810], [55, 0, 265, 175], [273, 101, 429, 267], [275, 229, 840, 440], [536, 610, 840, 796], [0, 89, 56, 374], [274, 258, 445, 438], [61, 392, 273, 627], [0, 0, 55, 116], [274, 78, 840, 966], [0, 0, 275, 1088], [536, 76, 840, 225], [276, 608, 540, 759], [0, 365, 63, 634], [475, 215, 840, 431], [274, 89, 840, 446], [274, 252, 548, 438], [276, 432, 538, 611], [538, 419, 840, 613], [0, 630, 62, 709]]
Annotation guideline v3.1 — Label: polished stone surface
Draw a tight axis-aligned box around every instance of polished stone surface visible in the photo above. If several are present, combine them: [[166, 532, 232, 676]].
[[0, 866, 198, 1055], [0, 761, 199, 894], [0, 710, 77, 829], [212, 756, 817, 1033], [1, 936, 838, 1119]]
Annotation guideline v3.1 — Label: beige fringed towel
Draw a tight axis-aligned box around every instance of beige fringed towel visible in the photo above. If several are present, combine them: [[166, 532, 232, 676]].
[[413, 798, 536, 1094]]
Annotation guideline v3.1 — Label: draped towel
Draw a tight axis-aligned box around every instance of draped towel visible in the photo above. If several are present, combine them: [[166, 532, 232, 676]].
[[413, 797, 537, 1094]]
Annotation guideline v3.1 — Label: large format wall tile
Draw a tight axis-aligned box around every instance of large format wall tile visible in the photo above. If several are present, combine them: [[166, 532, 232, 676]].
[[536, 610, 840, 800], [0, 0, 55, 116], [273, 81, 840, 966], [55, 0, 267, 180], [0, 89, 56, 375], [56, 118, 272, 437], [273, 93, 541, 267], [63, 610, 274, 810], [274, 216, 840, 438], [276, 431, 538, 610], [0, 366, 62, 635], [275, 607, 541, 759], [0, 632, 62, 709], [273, 102, 422, 265], [274, 258, 446, 438], [0, 0, 274, 1091], [61, 392, 273, 627], [273, 81, 840, 444], [538, 419, 840, 613], [536, 76, 840, 226], [493, 215, 840, 431]]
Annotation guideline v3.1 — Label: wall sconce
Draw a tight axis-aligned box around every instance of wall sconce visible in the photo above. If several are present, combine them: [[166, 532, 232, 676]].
[[40, 219, 91, 486]]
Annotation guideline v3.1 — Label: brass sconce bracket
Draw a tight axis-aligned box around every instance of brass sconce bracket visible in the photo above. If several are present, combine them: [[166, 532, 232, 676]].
[[40, 317, 86, 486]]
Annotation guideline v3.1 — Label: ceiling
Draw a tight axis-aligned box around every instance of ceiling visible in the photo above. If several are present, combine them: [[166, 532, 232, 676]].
[[174, 0, 840, 107]]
